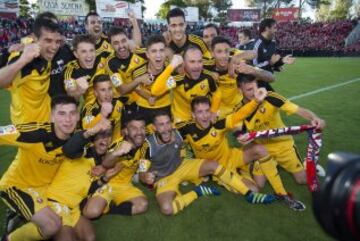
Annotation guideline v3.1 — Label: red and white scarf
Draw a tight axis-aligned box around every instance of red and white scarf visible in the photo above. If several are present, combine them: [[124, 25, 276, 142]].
[[236, 125, 322, 192]]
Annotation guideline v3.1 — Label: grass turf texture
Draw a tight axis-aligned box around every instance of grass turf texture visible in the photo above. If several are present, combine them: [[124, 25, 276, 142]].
[[0, 57, 360, 241]]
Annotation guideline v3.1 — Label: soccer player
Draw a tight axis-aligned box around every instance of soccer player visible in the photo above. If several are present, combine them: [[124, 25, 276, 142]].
[[164, 8, 212, 59], [46, 125, 114, 241], [131, 35, 175, 127], [0, 17, 62, 124], [106, 26, 147, 104], [236, 29, 255, 50], [81, 74, 124, 141], [236, 74, 326, 185], [252, 18, 295, 90], [82, 114, 148, 218], [84, 11, 114, 59], [177, 93, 307, 211], [0, 96, 80, 240], [63, 34, 106, 104], [206, 36, 275, 119], [139, 111, 275, 216], [151, 46, 221, 124], [202, 23, 219, 50]]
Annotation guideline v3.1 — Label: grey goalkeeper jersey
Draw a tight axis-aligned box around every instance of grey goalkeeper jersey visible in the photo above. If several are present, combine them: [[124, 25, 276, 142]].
[[146, 129, 183, 181]]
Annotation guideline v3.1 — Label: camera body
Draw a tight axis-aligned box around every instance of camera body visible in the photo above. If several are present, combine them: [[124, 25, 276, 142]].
[[313, 152, 360, 241]]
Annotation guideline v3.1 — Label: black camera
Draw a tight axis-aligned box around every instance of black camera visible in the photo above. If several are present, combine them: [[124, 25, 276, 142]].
[[313, 152, 360, 241]]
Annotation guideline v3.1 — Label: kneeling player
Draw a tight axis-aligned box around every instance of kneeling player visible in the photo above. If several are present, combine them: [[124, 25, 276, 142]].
[[82, 115, 148, 218]]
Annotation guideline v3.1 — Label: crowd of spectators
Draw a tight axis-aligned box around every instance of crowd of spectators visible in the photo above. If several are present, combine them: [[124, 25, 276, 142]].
[[0, 16, 359, 55]]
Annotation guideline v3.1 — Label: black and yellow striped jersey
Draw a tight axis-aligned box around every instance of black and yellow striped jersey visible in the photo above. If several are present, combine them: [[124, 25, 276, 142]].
[[169, 69, 220, 123], [96, 34, 114, 59], [63, 58, 107, 105], [169, 34, 212, 59], [107, 138, 142, 184], [81, 98, 124, 140], [176, 99, 258, 166], [243, 92, 299, 143], [6, 52, 52, 125], [106, 49, 147, 100], [0, 123, 69, 188], [47, 146, 101, 209]]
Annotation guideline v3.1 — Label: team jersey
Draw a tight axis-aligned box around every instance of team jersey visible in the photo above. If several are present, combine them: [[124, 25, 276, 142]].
[[203, 63, 242, 118], [169, 34, 212, 60], [243, 92, 299, 143], [107, 138, 142, 184], [47, 146, 101, 209], [48, 44, 75, 98], [63, 58, 106, 105], [176, 99, 258, 167], [151, 66, 221, 123], [0, 123, 68, 188], [106, 49, 147, 101], [6, 52, 52, 125], [95, 34, 114, 59], [81, 98, 124, 140], [132, 62, 173, 109]]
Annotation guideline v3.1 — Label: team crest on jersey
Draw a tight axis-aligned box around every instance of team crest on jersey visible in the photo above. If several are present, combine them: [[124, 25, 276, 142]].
[[134, 57, 139, 64], [84, 115, 95, 124], [192, 133, 198, 139], [98, 63, 104, 69], [211, 130, 217, 137], [0, 125, 17, 135], [260, 107, 266, 113], [200, 82, 206, 90], [166, 76, 176, 89], [103, 43, 108, 49], [111, 74, 122, 87]]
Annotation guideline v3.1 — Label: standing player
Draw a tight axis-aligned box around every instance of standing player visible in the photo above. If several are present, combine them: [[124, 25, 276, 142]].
[[177, 94, 306, 211], [106, 26, 147, 104], [84, 11, 114, 60], [131, 35, 175, 128], [82, 115, 149, 219], [139, 111, 275, 216], [0, 96, 79, 240], [151, 46, 221, 124], [206, 36, 275, 119], [0, 18, 62, 124], [236, 74, 326, 185], [164, 8, 212, 59], [63, 34, 106, 104], [202, 23, 219, 51]]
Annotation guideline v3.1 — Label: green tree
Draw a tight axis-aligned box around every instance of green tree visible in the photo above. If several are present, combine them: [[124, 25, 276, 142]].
[[211, 0, 232, 22], [19, 0, 31, 18], [156, 0, 186, 19], [330, 0, 352, 20]]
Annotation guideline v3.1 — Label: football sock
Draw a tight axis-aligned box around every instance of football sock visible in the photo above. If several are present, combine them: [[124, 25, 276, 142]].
[[258, 155, 287, 195], [8, 222, 44, 241], [213, 165, 249, 195], [171, 191, 198, 215], [108, 202, 133, 216]]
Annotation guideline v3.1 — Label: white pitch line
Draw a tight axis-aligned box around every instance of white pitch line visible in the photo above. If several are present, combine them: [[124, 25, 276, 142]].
[[289, 77, 360, 100]]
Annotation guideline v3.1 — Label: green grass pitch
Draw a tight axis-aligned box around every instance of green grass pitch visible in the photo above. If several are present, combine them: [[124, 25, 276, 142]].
[[0, 57, 360, 241]]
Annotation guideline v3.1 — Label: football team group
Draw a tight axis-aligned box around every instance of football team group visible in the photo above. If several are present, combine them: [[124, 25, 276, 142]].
[[0, 7, 326, 241]]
